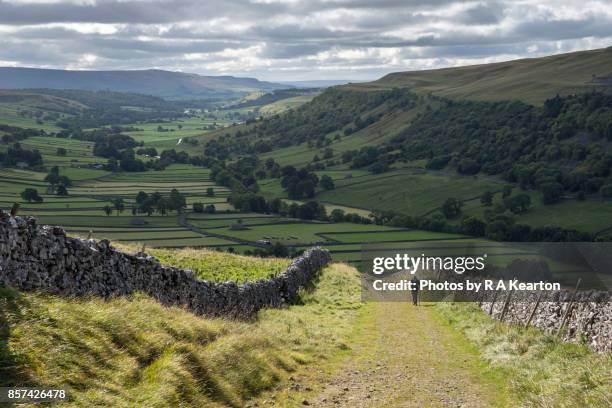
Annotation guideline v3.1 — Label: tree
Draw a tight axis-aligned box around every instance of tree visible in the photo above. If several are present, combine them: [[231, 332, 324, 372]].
[[330, 208, 345, 223], [21, 188, 43, 203], [140, 200, 154, 216], [320, 175, 335, 190], [204, 204, 216, 214], [156, 198, 168, 216], [270, 242, 289, 257], [502, 185, 513, 198], [503, 193, 531, 214], [44, 166, 72, 187], [103, 205, 113, 216], [541, 182, 564, 204], [600, 184, 612, 198], [135, 191, 149, 205], [480, 190, 493, 206], [206, 187, 215, 197], [168, 189, 186, 213], [457, 158, 480, 175], [56, 147, 67, 156], [460, 216, 486, 236], [441, 197, 463, 219], [113, 198, 125, 215], [56, 185, 68, 196], [193, 202, 204, 213]]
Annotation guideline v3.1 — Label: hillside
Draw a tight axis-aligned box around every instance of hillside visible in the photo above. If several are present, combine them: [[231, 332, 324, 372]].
[[198, 49, 612, 239], [0, 67, 289, 100], [348, 46, 612, 105]]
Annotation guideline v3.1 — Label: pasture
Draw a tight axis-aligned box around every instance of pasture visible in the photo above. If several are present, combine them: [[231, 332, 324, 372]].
[[451, 190, 612, 234], [317, 170, 502, 216]]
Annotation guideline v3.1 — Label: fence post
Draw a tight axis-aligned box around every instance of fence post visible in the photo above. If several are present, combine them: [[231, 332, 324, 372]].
[[525, 290, 543, 328], [499, 277, 516, 322], [488, 290, 498, 315], [556, 278, 581, 336], [499, 290, 513, 322], [10, 203, 20, 217]]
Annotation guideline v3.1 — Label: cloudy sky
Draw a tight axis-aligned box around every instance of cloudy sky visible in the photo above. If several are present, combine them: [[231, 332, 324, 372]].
[[1, 0, 611, 81]]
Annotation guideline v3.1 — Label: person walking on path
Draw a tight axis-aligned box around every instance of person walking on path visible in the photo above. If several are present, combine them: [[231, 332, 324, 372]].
[[410, 275, 420, 306]]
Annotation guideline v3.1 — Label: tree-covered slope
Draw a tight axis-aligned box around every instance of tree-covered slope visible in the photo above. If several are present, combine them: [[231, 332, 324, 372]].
[[199, 50, 612, 239]]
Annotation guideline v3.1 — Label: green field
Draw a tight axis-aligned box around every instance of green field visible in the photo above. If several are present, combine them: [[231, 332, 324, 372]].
[[321, 230, 466, 243], [316, 171, 502, 216], [146, 247, 291, 282], [454, 190, 612, 234], [258, 94, 318, 116], [0, 132, 244, 250], [217, 222, 397, 244]]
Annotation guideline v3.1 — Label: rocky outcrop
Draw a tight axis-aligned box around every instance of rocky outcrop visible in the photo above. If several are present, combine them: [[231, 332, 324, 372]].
[[0, 212, 331, 319]]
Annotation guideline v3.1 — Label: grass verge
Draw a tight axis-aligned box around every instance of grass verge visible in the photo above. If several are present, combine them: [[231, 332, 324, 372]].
[[0, 264, 361, 407], [436, 303, 612, 407]]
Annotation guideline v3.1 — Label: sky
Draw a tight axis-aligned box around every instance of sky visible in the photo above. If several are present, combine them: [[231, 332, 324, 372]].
[[1, 0, 612, 81]]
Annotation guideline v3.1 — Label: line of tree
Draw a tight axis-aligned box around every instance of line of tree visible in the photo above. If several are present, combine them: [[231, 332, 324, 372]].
[[102, 190, 187, 216], [370, 209, 594, 242], [0, 142, 43, 168]]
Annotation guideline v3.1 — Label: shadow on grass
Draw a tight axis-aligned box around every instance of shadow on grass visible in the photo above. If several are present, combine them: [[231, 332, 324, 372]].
[[291, 272, 323, 306], [0, 286, 37, 388]]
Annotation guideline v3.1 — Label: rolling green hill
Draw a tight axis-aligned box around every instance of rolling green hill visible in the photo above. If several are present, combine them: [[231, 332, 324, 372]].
[[198, 47, 612, 239], [348, 46, 612, 105], [0, 67, 289, 100]]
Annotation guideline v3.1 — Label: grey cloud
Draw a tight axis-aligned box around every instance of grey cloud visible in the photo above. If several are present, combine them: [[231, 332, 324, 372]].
[[260, 43, 329, 59], [514, 14, 612, 41], [0, 0, 276, 25], [459, 3, 503, 25], [0, 0, 611, 80]]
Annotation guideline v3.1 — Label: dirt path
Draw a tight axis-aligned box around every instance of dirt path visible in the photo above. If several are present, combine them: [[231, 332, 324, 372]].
[[308, 302, 507, 407]]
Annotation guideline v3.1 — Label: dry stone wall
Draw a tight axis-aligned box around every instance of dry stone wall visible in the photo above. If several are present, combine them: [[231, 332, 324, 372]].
[[479, 290, 611, 352], [0, 212, 331, 319], [427, 270, 611, 352]]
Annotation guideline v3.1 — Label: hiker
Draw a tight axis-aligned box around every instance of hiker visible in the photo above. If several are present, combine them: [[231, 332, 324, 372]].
[[410, 275, 420, 305]]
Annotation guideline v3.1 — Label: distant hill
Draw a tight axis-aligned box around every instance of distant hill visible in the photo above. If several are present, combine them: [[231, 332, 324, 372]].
[[280, 80, 365, 88], [0, 67, 289, 100], [347, 46, 612, 105]]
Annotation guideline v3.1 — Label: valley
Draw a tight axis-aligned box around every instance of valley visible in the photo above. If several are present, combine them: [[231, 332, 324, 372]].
[[2, 48, 612, 270], [0, 39, 611, 408]]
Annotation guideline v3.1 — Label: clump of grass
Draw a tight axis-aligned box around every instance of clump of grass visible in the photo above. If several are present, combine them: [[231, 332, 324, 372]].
[[117, 244, 291, 283], [1, 263, 361, 407], [436, 303, 612, 407]]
